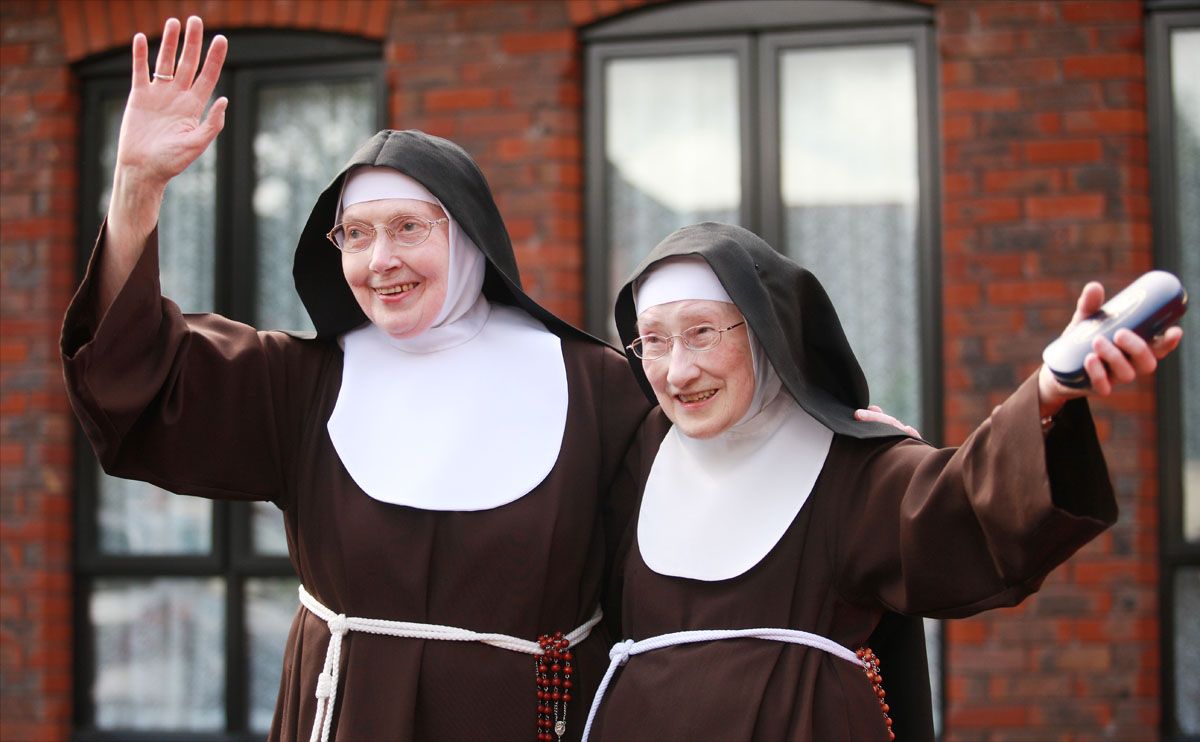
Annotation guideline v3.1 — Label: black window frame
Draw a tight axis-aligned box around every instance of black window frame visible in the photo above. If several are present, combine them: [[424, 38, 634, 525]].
[[71, 30, 384, 742], [1146, 2, 1200, 740]]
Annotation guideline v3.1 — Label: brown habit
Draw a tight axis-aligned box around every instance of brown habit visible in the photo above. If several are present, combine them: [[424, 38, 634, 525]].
[[62, 230, 650, 741], [592, 378, 1115, 741], [64, 130, 659, 741], [591, 223, 1118, 741]]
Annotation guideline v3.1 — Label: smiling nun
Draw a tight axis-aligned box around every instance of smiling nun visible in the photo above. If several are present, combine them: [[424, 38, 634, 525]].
[[581, 222, 1180, 741], [61, 18, 652, 742]]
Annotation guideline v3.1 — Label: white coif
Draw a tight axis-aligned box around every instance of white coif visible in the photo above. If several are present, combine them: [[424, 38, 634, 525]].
[[329, 304, 568, 510], [638, 392, 832, 581]]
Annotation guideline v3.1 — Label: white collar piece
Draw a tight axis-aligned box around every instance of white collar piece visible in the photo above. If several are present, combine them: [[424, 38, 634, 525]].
[[637, 392, 833, 581], [329, 304, 568, 511]]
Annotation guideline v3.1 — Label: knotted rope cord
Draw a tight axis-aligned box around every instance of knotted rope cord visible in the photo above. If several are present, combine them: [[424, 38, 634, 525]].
[[299, 585, 602, 742], [580, 627, 867, 742]]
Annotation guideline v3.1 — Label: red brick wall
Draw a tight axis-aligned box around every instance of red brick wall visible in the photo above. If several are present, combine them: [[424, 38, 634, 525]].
[[938, 1, 1159, 737], [1, 1, 79, 739], [0, 1, 1164, 740]]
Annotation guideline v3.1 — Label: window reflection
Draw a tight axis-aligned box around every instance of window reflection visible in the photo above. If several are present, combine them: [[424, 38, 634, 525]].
[[1174, 568, 1199, 733], [605, 55, 740, 302], [780, 44, 921, 430], [246, 577, 300, 733], [97, 477, 212, 554], [92, 578, 225, 730], [96, 97, 215, 555], [98, 97, 217, 313], [252, 500, 289, 556], [254, 79, 376, 332], [1171, 28, 1199, 543]]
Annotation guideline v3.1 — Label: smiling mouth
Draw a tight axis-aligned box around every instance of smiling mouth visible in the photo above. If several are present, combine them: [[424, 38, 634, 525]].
[[677, 389, 717, 404], [375, 282, 418, 296]]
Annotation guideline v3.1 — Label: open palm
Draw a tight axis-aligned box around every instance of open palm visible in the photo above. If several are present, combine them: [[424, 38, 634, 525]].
[[115, 16, 227, 188]]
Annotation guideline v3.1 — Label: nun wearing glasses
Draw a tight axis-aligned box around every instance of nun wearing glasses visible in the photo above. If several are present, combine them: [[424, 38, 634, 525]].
[[581, 222, 1182, 741], [60, 18, 658, 742]]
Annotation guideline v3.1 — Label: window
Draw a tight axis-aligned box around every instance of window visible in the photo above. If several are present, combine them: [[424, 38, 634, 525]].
[[1147, 2, 1200, 738], [73, 31, 382, 739], [584, 0, 942, 732]]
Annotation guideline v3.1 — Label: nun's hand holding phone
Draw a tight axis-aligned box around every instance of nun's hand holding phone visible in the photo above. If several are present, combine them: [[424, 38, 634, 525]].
[[100, 15, 228, 312], [1036, 280, 1184, 419]]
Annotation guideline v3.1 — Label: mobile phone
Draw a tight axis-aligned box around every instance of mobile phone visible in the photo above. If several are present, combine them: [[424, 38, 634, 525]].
[[1042, 270, 1188, 389]]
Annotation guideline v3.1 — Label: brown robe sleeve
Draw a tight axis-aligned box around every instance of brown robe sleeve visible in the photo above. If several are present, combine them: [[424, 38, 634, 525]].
[[61, 226, 325, 509], [835, 372, 1117, 618]]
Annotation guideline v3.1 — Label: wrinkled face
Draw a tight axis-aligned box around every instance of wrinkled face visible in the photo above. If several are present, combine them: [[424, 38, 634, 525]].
[[341, 198, 450, 339], [636, 299, 754, 439]]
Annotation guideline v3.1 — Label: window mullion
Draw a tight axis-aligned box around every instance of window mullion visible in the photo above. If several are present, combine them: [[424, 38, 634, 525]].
[[223, 71, 257, 324], [755, 33, 782, 248]]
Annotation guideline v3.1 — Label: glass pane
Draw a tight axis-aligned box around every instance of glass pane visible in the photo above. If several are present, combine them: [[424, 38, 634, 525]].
[[1171, 28, 1200, 543], [246, 577, 301, 733], [605, 54, 741, 312], [924, 618, 942, 738], [252, 500, 289, 556], [1174, 568, 1200, 734], [779, 44, 922, 430], [96, 99, 219, 554], [98, 97, 218, 314], [96, 469, 212, 554], [254, 79, 377, 331], [91, 577, 225, 731]]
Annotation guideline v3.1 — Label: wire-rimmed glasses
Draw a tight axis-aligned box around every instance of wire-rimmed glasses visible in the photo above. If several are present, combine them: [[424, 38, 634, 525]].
[[326, 214, 449, 253], [627, 321, 746, 360]]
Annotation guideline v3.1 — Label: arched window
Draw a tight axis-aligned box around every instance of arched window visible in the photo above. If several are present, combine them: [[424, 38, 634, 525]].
[[72, 30, 383, 739]]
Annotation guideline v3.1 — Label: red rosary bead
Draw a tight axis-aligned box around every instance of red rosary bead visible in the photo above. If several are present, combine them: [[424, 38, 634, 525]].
[[856, 646, 893, 739], [535, 631, 575, 741]]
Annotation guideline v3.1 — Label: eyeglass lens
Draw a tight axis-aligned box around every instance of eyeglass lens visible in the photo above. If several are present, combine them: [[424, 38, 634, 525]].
[[635, 324, 724, 358], [334, 216, 435, 252]]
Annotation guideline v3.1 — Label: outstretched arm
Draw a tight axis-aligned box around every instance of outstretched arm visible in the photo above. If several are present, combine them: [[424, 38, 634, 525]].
[[101, 16, 228, 312]]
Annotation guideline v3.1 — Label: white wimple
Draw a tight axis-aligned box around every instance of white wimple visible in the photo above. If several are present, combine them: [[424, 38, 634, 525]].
[[299, 585, 602, 742], [580, 627, 866, 742]]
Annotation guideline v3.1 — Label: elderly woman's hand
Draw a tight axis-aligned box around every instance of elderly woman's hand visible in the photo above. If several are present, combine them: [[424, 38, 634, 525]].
[[115, 16, 227, 193], [100, 16, 228, 311], [1037, 281, 1184, 418], [854, 405, 922, 439]]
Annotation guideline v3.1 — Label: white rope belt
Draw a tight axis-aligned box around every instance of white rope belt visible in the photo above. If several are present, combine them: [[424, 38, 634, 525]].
[[298, 585, 603, 742], [580, 627, 867, 742]]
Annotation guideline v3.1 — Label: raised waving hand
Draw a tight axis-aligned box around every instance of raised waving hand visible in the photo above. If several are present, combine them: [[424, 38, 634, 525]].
[[101, 16, 227, 310], [116, 16, 227, 189]]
